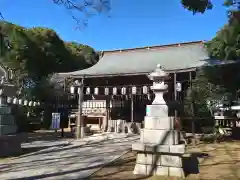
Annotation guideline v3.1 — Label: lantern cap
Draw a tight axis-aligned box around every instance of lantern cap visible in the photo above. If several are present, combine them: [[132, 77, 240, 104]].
[[148, 64, 169, 81]]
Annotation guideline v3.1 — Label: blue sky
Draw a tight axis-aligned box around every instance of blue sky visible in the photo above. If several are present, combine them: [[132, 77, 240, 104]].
[[0, 0, 228, 51]]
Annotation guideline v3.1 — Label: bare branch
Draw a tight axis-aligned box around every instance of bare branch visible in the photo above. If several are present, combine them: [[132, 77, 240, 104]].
[[71, 15, 88, 30], [0, 12, 4, 20], [53, 0, 110, 27]]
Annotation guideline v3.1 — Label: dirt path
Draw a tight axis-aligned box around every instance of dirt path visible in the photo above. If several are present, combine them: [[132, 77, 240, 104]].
[[91, 141, 240, 180]]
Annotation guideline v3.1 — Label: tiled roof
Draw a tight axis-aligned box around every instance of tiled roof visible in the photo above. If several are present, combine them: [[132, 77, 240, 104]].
[[57, 41, 209, 78]]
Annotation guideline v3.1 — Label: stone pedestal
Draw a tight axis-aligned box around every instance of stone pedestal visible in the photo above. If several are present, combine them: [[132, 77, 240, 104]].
[[0, 134, 22, 157], [0, 105, 22, 157], [0, 105, 17, 136], [132, 65, 185, 178], [132, 112, 185, 177]]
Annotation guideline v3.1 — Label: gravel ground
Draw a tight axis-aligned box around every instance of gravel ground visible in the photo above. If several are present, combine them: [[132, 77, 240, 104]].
[[0, 132, 139, 180], [91, 141, 240, 180]]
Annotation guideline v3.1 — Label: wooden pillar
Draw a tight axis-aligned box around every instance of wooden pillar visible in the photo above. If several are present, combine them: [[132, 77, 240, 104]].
[[61, 78, 66, 137], [105, 97, 110, 132], [54, 95, 59, 133], [189, 71, 196, 145], [173, 73, 179, 143], [107, 97, 112, 132], [98, 117, 101, 130], [76, 78, 84, 139], [173, 73, 177, 117], [131, 95, 134, 123]]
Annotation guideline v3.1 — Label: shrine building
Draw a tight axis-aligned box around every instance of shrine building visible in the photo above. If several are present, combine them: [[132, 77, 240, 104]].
[[54, 40, 228, 132]]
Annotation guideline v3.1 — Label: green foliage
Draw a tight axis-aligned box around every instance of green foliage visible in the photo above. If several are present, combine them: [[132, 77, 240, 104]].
[[204, 18, 240, 94], [0, 21, 99, 101], [205, 23, 240, 61], [184, 69, 226, 117], [181, 0, 239, 14], [184, 63, 240, 118], [181, 0, 213, 14], [183, 3, 240, 118]]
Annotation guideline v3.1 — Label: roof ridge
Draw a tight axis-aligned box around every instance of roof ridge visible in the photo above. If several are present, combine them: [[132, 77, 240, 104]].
[[103, 40, 205, 54]]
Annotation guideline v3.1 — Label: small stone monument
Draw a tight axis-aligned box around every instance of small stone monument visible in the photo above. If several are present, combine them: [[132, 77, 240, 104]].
[[132, 64, 185, 177], [0, 80, 22, 157]]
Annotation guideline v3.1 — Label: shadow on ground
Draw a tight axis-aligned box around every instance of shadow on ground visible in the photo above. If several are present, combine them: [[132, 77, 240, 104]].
[[20, 134, 134, 158], [0, 133, 137, 180], [183, 152, 209, 176], [22, 131, 73, 143], [0, 144, 71, 162], [89, 152, 207, 180], [0, 131, 73, 159], [89, 152, 149, 180], [9, 164, 106, 180]]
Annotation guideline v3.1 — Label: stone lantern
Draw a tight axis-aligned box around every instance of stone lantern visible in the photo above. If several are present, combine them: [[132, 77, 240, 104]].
[[0, 77, 22, 157], [132, 64, 185, 178], [148, 64, 169, 105]]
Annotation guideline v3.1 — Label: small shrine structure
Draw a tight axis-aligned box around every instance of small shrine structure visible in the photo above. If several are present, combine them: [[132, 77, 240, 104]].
[[0, 62, 41, 156], [0, 64, 21, 156]]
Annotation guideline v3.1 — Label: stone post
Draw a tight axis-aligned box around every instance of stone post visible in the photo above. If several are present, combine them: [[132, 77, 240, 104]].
[[0, 85, 22, 157], [132, 64, 185, 177]]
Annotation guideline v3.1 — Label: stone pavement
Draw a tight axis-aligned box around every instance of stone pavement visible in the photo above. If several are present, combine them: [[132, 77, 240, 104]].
[[0, 133, 139, 180]]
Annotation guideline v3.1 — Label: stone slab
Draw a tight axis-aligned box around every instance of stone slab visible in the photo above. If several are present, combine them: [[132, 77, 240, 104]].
[[146, 105, 168, 117], [0, 106, 11, 115], [154, 166, 170, 176], [144, 116, 174, 130], [133, 163, 153, 175], [132, 143, 185, 154], [169, 167, 185, 177], [133, 163, 169, 176], [136, 153, 153, 165], [0, 115, 15, 125], [136, 153, 183, 167], [140, 129, 178, 145], [0, 135, 22, 157], [133, 164, 185, 177], [0, 125, 17, 136], [160, 154, 183, 167]]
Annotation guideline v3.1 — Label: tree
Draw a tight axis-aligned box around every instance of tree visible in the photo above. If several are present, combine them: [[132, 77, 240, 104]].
[[184, 23, 240, 118], [0, 21, 99, 101], [182, 1, 240, 121], [55, 0, 236, 16], [2, 1, 239, 26], [184, 67, 229, 116], [55, 0, 238, 17], [184, 20, 240, 120], [181, 0, 213, 14], [204, 16, 240, 92], [183, 0, 240, 116], [206, 23, 240, 61], [181, 0, 240, 14], [0, 21, 100, 130]]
